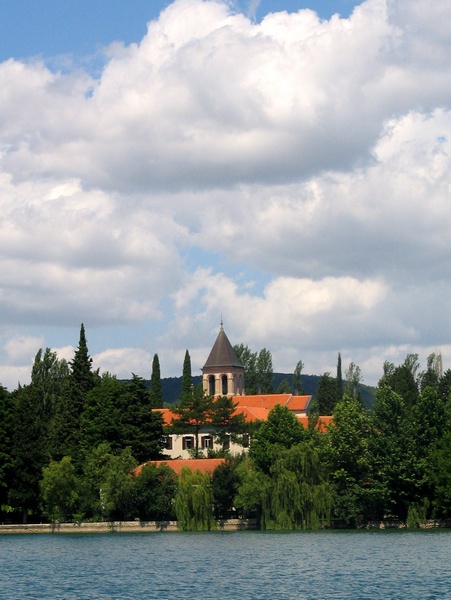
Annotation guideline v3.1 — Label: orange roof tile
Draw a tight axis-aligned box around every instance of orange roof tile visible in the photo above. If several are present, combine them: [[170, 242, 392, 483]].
[[233, 394, 292, 410], [285, 395, 312, 411], [134, 458, 225, 477]]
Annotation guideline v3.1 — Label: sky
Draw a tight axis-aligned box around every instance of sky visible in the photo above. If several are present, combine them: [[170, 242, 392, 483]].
[[1, 0, 450, 391]]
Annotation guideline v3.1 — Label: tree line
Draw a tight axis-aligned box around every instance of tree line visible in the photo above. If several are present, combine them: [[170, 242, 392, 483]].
[[1, 325, 451, 529]]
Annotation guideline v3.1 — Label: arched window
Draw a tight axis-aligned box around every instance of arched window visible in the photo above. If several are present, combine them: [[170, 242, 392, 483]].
[[221, 374, 228, 395], [209, 375, 215, 396]]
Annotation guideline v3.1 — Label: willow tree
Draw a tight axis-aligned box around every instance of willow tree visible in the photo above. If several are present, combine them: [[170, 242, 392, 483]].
[[175, 468, 215, 531], [260, 442, 333, 530]]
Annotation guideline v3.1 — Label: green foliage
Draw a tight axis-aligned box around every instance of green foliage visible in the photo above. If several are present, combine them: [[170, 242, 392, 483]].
[[175, 468, 215, 531], [132, 463, 177, 521], [171, 385, 213, 458], [249, 404, 305, 473], [81, 443, 137, 521], [209, 395, 246, 455], [325, 395, 379, 525], [211, 456, 245, 519], [233, 344, 274, 394], [260, 443, 333, 530], [119, 374, 165, 464], [315, 372, 338, 416], [40, 456, 79, 522], [180, 350, 193, 406], [8, 384, 51, 522], [293, 360, 304, 395], [0, 385, 14, 512], [149, 354, 163, 408], [277, 379, 292, 393]]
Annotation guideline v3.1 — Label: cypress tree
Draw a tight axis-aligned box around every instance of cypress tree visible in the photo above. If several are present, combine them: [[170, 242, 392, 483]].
[[149, 354, 163, 408], [180, 350, 193, 406], [336, 353, 343, 402]]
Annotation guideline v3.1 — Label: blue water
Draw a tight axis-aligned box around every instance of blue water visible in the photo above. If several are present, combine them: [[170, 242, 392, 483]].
[[1, 530, 451, 599]]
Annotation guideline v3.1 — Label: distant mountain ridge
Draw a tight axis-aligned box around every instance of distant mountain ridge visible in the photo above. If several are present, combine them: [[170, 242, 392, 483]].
[[157, 373, 375, 409]]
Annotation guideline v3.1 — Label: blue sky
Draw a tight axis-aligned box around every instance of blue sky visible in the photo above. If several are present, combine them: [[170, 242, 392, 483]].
[[0, 0, 450, 390], [0, 1, 362, 62]]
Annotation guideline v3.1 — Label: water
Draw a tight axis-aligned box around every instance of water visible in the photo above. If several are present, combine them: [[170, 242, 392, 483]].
[[1, 530, 451, 599]]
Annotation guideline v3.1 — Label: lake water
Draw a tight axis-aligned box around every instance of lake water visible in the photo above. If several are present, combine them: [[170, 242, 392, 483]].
[[1, 530, 451, 599]]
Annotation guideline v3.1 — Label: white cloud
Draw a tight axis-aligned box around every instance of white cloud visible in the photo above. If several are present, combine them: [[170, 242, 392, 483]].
[[1, 0, 451, 388]]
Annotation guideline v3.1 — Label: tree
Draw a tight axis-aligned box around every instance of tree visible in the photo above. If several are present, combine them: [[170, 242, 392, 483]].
[[234, 344, 258, 394], [175, 468, 215, 531], [336, 353, 343, 402], [40, 456, 80, 522], [80, 374, 125, 454], [324, 395, 379, 525], [171, 385, 212, 458], [51, 325, 99, 462], [293, 360, 304, 395], [257, 348, 273, 393], [344, 362, 363, 401], [8, 385, 51, 522], [211, 456, 244, 519], [81, 443, 137, 521], [0, 385, 14, 514], [149, 353, 163, 408], [180, 350, 193, 406], [369, 385, 419, 519], [119, 374, 165, 464], [249, 404, 305, 473], [277, 379, 292, 393], [132, 463, 178, 521], [259, 442, 333, 530], [315, 372, 338, 415], [209, 395, 246, 454]]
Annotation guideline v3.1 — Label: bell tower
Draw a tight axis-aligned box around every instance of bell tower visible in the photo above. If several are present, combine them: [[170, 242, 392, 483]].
[[202, 322, 244, 397]]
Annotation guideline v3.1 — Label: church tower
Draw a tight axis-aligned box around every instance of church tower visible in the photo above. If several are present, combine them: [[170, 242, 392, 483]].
[[202, 323, 244, 397]]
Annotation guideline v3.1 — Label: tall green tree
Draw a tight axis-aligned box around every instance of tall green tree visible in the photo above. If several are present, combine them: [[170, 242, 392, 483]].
[[171, 385, 212, 458], [8, 385, 50, 522], [132, 463, 177, 521], [336, 353, 343, 401], [119, 374, 165, 464], [259, 442, 333, 530], [81, 443, 137, 521], [80, 374, 125, 454], [293, 360, 304, 395], [149, 353, 163, 408], [180, 350, 193, 406], [257, 348, 274, 393], [0, 385, 14, 514], [249, 404, 305, 474], [233, 344, 258, 394], [344, 362, 363, 401], [40, 456, 80, 522], [209, 395, 246, 454], [315, 372, 338, 416], [324, 394, 380, 525], [175, 468, 215, 531], [52, 325, 99, 462]]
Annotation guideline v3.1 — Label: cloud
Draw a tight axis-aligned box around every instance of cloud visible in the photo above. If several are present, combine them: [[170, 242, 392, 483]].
[[1, 0, 451, 387]]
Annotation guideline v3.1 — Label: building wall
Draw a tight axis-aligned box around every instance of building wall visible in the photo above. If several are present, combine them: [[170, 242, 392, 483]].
[[164, 432, 249, 460]]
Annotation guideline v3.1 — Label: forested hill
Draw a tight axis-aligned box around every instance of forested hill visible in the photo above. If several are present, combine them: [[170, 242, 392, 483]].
[[158, 373, 375, 408]]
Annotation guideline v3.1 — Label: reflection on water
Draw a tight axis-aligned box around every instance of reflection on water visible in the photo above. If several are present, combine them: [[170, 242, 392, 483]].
[[1, 530, 450, 599]]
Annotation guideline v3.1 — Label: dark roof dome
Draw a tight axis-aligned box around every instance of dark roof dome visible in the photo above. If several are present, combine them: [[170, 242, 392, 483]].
[[203, 325, 243, 369]]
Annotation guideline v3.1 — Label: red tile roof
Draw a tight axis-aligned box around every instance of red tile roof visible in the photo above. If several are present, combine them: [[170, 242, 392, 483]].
[[134, 458, 225, 477]]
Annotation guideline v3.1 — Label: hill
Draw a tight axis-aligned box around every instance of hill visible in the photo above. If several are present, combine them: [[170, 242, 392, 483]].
[[159, 373, 375, 409]]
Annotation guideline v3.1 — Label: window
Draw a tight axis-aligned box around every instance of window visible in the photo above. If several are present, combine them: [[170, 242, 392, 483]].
[[223, 435, 230, 450], [182, 436, 194, 450], [242, 434, 250, 448], [202, 436, 213, 449], [208, 375, 215, 396], [165, 436, 173, 450], [221, 374, 228, 395]]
